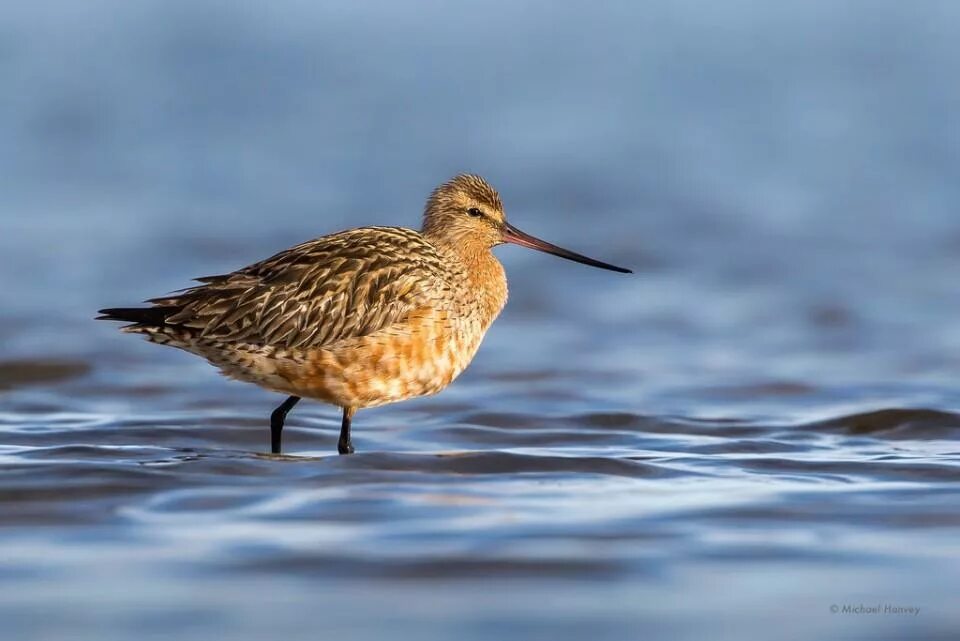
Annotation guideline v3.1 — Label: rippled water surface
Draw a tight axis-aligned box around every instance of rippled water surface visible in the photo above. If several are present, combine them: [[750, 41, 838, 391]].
[[3, 2, 960, 640]]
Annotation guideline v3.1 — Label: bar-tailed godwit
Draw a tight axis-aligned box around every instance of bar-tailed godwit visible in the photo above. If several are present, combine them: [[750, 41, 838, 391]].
[[99, 175, 631, 454]]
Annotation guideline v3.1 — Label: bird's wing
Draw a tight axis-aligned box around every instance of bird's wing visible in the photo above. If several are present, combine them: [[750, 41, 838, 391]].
[[149, 227, 450, 349]]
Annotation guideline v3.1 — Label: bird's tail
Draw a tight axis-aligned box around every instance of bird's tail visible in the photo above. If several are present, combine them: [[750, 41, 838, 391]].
[[97, 306, 194, 347]]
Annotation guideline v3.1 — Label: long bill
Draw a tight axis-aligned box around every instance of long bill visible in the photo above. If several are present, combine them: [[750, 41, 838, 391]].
[[501, 222, 633, 274]]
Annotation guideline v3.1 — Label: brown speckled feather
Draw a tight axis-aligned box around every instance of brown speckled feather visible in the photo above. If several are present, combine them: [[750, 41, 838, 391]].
[[148, 226, 453, 350]]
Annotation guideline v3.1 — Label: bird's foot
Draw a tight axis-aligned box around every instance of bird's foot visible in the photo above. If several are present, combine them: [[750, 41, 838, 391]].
[[337, 440, 355, 455]]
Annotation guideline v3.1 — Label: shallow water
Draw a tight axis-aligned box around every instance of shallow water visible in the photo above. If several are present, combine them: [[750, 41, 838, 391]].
[[3, 1, 960, 640]]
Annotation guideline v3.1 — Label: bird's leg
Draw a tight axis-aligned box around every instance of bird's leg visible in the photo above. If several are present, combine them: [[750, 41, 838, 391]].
[[338, 407, 356, 455], [270, 395, 300, 454]]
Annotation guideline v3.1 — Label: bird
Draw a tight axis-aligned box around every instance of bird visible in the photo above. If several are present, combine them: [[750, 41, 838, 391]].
[[98, 174, 631, 455]]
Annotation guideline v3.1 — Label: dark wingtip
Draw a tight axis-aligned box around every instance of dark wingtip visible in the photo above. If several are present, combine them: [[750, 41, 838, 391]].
[[96, 307, 171, 325], [96, 308, 127, 321]]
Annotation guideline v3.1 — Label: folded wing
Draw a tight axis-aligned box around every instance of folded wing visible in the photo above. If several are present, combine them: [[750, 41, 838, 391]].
[[139, 227, 449, 350]]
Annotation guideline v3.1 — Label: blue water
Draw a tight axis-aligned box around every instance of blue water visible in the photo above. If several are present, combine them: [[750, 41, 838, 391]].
[[1, 2, 959, 639]]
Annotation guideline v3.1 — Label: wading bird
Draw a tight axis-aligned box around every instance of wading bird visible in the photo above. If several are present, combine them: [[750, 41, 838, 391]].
[[99, 175, 631, 454]]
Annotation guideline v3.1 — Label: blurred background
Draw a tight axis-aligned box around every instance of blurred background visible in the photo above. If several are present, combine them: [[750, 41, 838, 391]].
[[1, 1, 959, 640]]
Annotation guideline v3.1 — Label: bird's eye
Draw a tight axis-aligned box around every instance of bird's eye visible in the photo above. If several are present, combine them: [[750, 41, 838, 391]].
[[467, 208, 483, 218]]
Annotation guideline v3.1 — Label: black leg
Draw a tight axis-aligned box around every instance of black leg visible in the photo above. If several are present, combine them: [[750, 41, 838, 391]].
[[338, 407, 356, 455], [270, 396, 300, 454]]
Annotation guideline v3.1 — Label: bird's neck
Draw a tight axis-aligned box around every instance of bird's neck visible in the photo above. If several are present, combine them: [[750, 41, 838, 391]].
[[470, 248, 508, 328], [434, 239, 508, 328]]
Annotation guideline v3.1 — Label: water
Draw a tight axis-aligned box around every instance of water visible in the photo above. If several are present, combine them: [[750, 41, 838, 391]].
[[2, 1, 960, 639]]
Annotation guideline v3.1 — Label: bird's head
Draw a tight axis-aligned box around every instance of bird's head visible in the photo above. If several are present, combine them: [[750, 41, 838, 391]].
[[422, 173, 632, 274], [422, 174, 506, 250]]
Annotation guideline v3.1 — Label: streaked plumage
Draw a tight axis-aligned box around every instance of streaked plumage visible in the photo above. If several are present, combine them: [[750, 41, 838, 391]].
[[99, 174, 631, 454]]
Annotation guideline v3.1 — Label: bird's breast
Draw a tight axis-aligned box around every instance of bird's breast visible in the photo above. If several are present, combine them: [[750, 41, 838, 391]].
[[268, 252, 508, 409], [276, 304, 496, 409]]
